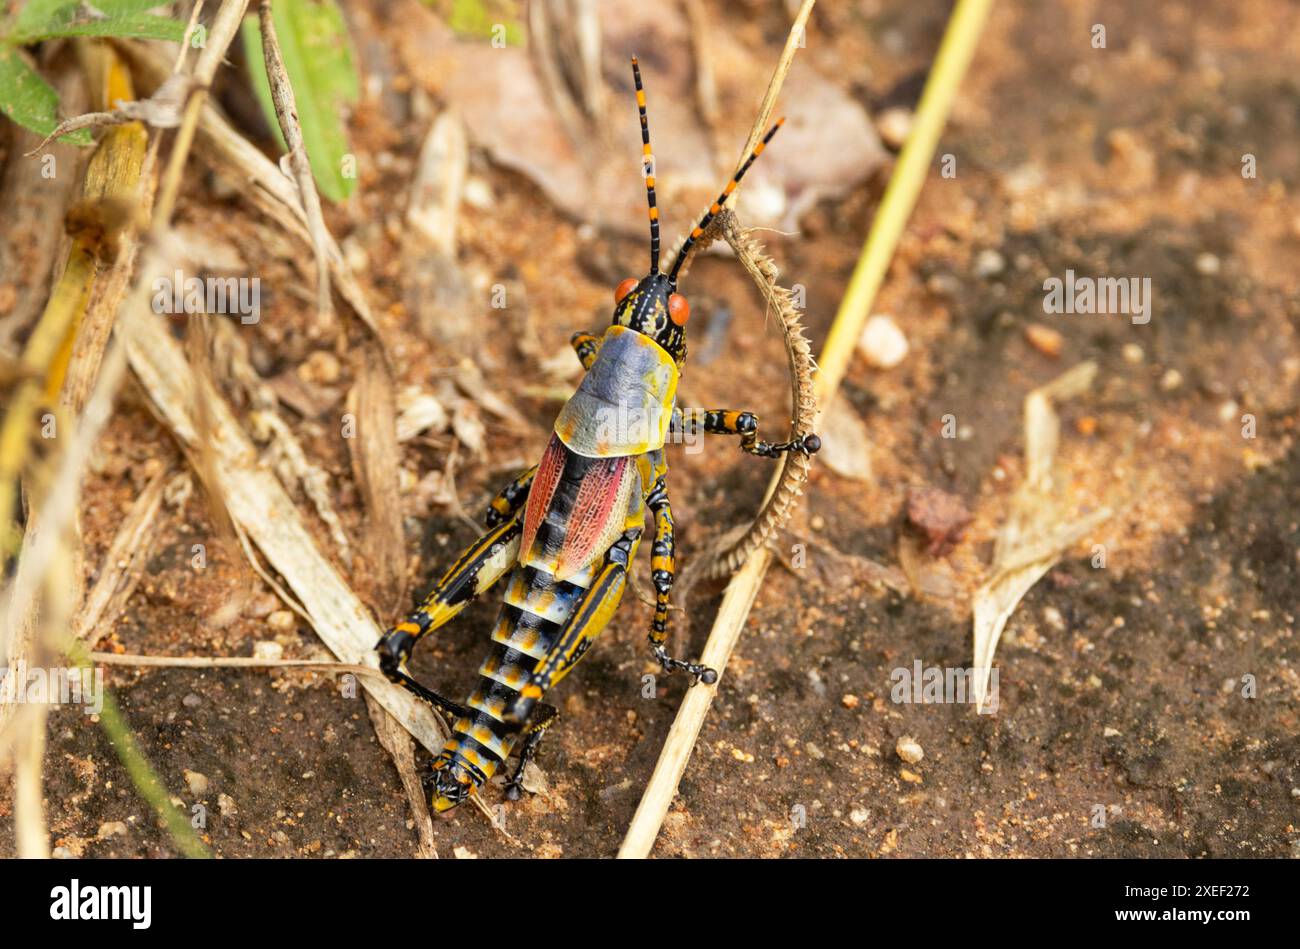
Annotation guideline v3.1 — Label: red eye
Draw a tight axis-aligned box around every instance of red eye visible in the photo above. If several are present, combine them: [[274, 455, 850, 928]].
[[615, 278, 638, 303], [668, 293, 690, 326]]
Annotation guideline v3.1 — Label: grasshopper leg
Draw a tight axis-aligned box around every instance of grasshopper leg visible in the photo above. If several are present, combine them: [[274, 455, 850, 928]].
[[485, 465, 537, 528], [377, 513, 523, 715], [503, 703, 559, 801], [570, 330, 601, 371], [672, 407, 821, 458], [645, 476, 717, 684]]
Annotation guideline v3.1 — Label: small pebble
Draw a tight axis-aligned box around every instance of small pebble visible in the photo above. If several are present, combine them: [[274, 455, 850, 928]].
[[1104, 727, 1122, 738], [895, 735, 924, 764], [926, 273, 961, 298], [245, 593, 280, 619], [1195, 252, 1221, 276], [253, 639, 285, 660], [806, 669, 828, 699], [805, 742, 826, 760], [97, 821, 128, 839], [1160, 368, 1183, 391], [974, 248, 1005, 278], [266, 611, 295, 633], [218, 793, 238, 817], [463, 176, 494, 211], [849, 807, 871, 826], [1024, 322, 1063, 358], [1122, 343, 1145, 364], [858, 314, 909, 369], [299, 350, 341, 385], [184, 770, 209, 796], [1217, 400, 1239, 424], [841, 694, 860, 710], [876, 107, 914, 150], [182, 692, 202, 708]]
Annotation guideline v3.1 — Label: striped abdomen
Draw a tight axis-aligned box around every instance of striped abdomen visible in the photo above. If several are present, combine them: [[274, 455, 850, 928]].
[[427, 562, 594, 811]]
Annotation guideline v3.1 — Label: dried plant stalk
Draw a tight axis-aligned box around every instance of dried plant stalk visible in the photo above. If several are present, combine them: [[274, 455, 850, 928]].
[[677, 211, 817, 592], [257, 0, 332, 323]]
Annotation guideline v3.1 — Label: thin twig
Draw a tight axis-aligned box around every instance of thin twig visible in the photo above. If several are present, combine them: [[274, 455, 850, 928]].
[[364, 693, 439, 858], [618, 0, 996, 858], [257, 0, 333, 323], [72, 461, 170, 643], [90, 651, 384, 678], [153, 0, 249, 231]]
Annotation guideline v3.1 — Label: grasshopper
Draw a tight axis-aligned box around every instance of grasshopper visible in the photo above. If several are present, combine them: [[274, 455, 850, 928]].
[[377, 58, 821, 812]]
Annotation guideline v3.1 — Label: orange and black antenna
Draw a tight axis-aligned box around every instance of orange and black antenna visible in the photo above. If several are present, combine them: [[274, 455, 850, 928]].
[[631, 56, 661, 274], [667, 118, 785, 285]]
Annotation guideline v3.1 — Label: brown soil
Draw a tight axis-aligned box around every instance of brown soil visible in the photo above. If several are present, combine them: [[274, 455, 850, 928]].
[[2, 0, 1298, 858]]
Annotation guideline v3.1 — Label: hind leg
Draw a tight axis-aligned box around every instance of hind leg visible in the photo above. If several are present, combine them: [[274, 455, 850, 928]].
[[485, 465, 537, 527], [377, 514, 523, 715], [504, 703, 559, 801]]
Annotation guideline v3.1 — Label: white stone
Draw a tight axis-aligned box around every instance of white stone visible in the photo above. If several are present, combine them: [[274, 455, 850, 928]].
[[858, 315, 909, 369]]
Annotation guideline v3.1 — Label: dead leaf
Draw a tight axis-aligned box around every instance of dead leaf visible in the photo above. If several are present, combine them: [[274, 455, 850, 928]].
[[971, 362, 1112, 711]]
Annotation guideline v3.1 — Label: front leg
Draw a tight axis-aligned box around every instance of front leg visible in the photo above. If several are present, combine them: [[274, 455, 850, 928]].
[[645, 476, 717, 684], [570, 331, 600, 371], [672, 408, 821, 458]]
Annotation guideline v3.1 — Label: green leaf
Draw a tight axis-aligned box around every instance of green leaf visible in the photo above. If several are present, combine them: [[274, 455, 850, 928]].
[[0, 47, 92, 145], [446, 0, 523, 46], [12, 6, 187, 43], [13, 0, 73, 35], [242, 0, 359, 202]]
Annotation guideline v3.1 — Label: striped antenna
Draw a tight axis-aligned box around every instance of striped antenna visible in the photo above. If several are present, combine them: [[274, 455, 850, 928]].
[[631, 56, 661, 273], [667, 118, 785, 285]]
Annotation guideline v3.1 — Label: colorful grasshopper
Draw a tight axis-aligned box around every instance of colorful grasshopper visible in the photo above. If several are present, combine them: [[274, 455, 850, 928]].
[[377, 58, 820, 812]]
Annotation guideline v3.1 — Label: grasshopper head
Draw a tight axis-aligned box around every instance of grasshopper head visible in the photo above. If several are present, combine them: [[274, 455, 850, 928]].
[[611, 271, 689, 365]]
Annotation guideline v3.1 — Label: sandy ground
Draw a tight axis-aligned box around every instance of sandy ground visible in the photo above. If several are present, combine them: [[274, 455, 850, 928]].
[[1, 0, 1298, 858]]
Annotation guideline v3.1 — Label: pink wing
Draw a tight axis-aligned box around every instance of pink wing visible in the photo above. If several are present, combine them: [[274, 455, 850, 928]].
[[521, 433, 565, 559], [556, 455, 629, 576]]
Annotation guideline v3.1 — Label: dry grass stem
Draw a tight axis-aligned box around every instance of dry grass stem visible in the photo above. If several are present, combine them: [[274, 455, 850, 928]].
[[72, 461, 170, 643], [257, 0, 333, 324], [90, 651, 384, 678]]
